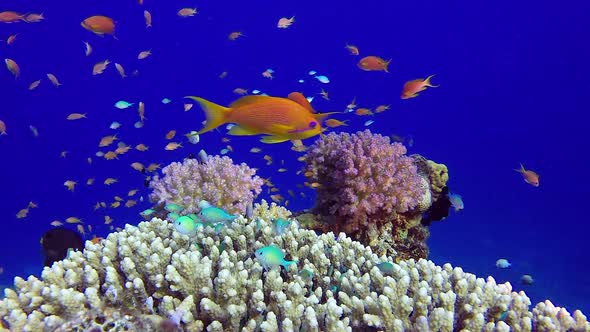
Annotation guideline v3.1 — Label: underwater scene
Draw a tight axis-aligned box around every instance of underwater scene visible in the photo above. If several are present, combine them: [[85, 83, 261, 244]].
[[1, 0, 589, 331]]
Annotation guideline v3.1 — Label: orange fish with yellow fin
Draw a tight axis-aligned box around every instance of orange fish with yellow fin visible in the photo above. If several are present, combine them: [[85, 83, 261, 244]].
[[185, 92, 337, 143]]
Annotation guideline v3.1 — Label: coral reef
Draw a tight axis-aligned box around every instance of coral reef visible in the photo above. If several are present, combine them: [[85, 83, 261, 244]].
[[1, 214, 588, 331], [149, 156, 263, 215], [412, 154, 449, 203], [252, 199, 292, 221], [302, 130, 448, 259]]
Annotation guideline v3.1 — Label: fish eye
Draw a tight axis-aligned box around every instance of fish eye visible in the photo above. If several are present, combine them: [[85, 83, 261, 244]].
[[309, 121, 317, 128]]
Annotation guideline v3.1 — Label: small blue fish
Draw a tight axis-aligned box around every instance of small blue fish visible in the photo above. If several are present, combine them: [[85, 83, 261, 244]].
[[448, 193, 464, 212], [495, 258, 511, 269], [306, 96, 314, 103], [29, 125, 39, 137], [220, 148, 229, 155], [174, 216, 200, 236], [214, 223, 225, 234], [308, 70, 317, 75], [114, 101, 134, 109], [161, 98, 172, 104], [134, 121, 144, 128], [198, 200, 211, 209], [255, 245, 296, 271], [273, 218, 291, 235], [376, 262, 394, 275], [167, 212, 180, 221], [186, 131, 200, 145], [110, 121, 122, 130], [165, 203, 184, 213], [499, 310, 509, 321], [298, 79, 305, 83], [252, 89, 261, 94], [197, 150, 208, 163], [314, 75, 330, 84], [299, 268, 313, 282], [521, 274, 534, 285], [199, 206, 237, 224], [140, 208, 155, 217], [364, 120, 374, 126]]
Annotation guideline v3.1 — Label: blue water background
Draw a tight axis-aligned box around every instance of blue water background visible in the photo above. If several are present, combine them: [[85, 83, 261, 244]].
[[1, 0, 588, 313]]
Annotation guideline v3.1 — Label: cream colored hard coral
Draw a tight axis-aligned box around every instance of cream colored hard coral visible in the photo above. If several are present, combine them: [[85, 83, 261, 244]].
[[0, 211, 588, 331]]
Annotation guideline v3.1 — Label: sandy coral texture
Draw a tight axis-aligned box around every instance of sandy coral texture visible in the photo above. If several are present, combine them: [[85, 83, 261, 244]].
[[1, 214, 588, 331]]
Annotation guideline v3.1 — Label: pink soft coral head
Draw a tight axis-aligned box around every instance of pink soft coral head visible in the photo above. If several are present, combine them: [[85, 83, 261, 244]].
[[304, 130, 425, 220], [149, 156, 263, 215]]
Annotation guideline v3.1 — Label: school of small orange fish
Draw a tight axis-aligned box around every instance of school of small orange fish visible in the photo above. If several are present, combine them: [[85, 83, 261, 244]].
[[0, 4, 539, 244]]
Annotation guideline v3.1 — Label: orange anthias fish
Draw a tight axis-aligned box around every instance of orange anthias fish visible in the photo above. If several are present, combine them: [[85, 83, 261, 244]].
[[401, 75, 439, 99], [4, 58, 20, 78], [277, 16, 295, 28], [357, 56, 390, 72], [186, 92, 336, 143], [81, 16, 116, 36], [345, 44, 360, 55], [515, 163, 539, 187], [0, 11, 26, 23]]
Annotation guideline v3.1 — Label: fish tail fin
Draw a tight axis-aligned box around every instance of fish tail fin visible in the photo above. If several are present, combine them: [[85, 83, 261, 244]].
[[384, 59, 392, 73], [424, 74, 439, 87], [290, 16, 295, 22], [514, 163, 525, 173], [185, 96, 231, 134], [282, 260, 297, 270]]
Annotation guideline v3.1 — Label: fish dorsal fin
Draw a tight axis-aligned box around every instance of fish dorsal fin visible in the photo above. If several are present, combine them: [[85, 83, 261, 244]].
[[287, 92, 314, 113], [230, 95, 270, 108]]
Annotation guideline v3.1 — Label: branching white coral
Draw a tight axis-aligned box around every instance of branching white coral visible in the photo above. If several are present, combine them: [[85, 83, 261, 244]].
[[0, 213, 587, 331]]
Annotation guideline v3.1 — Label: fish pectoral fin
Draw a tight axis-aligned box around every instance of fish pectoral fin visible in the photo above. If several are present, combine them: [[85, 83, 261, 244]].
[[227, 125, 259, 136], [260, 135, 291, 144]]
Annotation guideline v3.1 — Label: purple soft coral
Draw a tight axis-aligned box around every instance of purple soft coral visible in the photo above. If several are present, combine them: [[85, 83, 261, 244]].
[[305, 130, 425, 222], [149, 156, 263, 215]]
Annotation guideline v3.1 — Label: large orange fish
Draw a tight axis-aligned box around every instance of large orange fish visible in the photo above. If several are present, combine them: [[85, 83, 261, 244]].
[[81, 16, 115, 35], [186, 92, 335, 143]]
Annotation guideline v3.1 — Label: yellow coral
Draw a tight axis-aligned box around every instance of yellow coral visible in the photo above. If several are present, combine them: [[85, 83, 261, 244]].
[[252, 199, 292, 220]]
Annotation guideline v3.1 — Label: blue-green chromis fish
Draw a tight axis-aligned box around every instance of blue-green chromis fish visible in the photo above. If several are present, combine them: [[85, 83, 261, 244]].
[[140, 209, 155, 217], [167, 212, 181, 221], [273, 218, 291, 235], [448, 193, 464, 212], [165, 203, 184, 213], [255, 245, 296, 271], [376, 262, 394, 275], [114, 100, 134, 109], [299, 268, 313, 282], [174, 216, 201, 236], [199, 206, 237, 224]]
